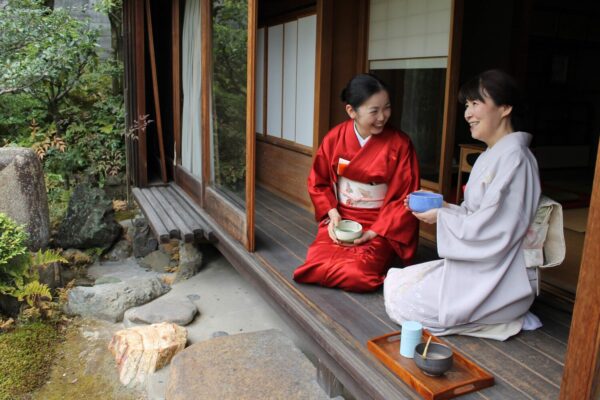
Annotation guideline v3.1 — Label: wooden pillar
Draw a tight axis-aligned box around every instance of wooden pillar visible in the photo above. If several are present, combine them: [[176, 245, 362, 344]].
[[560, 143, 600, 398], [134, 0, 147, 186]]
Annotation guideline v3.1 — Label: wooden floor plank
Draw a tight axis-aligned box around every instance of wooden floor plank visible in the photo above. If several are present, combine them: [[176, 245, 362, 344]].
[[170, 184, 217, 242], [443, 335, 560, 400], [159, 186, 204, 237], [143, 187, 179, 238], [132, 188, 169, 242], [151, 186, 194, 242], [256, 186, 316, 230]]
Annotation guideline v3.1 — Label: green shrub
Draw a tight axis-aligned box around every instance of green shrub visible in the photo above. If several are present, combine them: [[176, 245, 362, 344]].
[[0, 213, 29, 296]]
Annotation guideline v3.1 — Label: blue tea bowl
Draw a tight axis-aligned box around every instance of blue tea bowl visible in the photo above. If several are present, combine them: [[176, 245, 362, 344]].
[[409, 192, 443, 213]]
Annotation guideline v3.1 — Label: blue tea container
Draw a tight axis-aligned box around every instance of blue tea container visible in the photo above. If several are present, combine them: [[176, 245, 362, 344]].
[[400, 321, 423, 358]]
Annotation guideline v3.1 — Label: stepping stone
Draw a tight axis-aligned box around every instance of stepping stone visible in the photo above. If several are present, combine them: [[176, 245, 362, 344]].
[[109, 322, 187, 387], [166, 329, 328, 400], [66, 276, 170, 322], [124, 296, 198, 326]]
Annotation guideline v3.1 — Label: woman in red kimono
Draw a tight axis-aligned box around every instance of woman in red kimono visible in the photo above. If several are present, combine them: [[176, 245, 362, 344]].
[[293, 74, 420, 292]]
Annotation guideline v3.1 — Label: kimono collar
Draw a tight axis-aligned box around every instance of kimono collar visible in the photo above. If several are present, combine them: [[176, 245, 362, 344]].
[[484, 131, 532, 159], [353, 121, 371, 147]]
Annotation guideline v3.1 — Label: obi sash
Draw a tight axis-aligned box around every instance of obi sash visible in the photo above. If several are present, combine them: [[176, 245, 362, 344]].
[[337, 176, 387, 209]]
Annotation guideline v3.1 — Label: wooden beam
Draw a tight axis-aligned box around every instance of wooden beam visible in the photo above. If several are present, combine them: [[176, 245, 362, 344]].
[[438, 0, 464, 199], [145, 0, 168, 183], [560, 143, 600, 399], [246, 0, 257, 252], [312, 0, 333, 152], [172, 0, 182, 167], [134, 0, 147, 186]]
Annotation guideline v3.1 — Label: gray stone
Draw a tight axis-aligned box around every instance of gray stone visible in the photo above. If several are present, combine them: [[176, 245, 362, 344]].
[[174, 243, 203, 282], [124, 297, 198, 326], [132, 218, 158, 258], [55, 184, 122, 250], [165, 330, 328, 400], [211, 331, 229, 338], [0, 147, 50, 250], [95, 276, 122, 285], [65, 276, 170, 322], [105, 239, 132, 261], [119, 219, 135, 242], [139, 250, 172, 273]]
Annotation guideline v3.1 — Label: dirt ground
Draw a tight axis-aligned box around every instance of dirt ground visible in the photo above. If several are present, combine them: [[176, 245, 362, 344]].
[[31, 318, 145, 400]]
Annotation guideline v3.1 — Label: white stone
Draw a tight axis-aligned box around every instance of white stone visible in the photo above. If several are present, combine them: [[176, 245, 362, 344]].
[[108, 322, 187, 387]]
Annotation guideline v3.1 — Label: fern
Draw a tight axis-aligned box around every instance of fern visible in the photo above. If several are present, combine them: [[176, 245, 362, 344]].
[[30, 249, 68, 269], [15, 281, 52, 308]]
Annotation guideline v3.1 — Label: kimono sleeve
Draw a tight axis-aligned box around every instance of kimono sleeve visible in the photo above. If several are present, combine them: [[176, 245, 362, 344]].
[[437, 150, 539, 261], [370, 139, 420, 260], [307, 138, 338, 221]]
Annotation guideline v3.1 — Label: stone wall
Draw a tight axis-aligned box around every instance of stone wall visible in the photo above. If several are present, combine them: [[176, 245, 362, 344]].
[[55, 0, 112, 57]]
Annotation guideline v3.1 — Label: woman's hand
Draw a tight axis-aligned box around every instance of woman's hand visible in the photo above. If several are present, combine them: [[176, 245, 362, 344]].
[[353, 229, 377, 245], [327, 208, 342, 243], [412, 208, 438, 224]]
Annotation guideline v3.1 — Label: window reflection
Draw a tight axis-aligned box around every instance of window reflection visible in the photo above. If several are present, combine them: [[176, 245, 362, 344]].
[[211, 0, 248, 198], [371, 68, 446, 182]]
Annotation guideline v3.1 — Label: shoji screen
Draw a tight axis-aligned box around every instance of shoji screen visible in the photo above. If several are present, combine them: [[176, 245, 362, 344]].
[[256, 14, 316, 148]]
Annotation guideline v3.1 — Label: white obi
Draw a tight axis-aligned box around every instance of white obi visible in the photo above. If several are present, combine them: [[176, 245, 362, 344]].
[[337, 176, 388, 208]]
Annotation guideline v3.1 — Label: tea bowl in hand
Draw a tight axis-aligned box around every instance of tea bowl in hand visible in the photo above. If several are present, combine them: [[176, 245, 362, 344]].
[[409, 192, 443, 213], [413, 342, 453, 376], [334, 220, 363, 242]]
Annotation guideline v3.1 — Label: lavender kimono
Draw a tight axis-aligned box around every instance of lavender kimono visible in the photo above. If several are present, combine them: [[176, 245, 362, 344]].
[[384, 132, 541, 338]]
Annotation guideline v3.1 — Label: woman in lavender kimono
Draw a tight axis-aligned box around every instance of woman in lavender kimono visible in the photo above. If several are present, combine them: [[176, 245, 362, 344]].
[[384, 70, 541, 340]]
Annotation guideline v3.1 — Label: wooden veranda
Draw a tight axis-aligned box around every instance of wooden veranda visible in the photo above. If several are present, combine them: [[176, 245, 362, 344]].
[[135, 183, 570, 399]]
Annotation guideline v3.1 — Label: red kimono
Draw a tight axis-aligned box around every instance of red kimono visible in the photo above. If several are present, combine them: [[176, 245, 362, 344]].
[[293, 119, 420, 292]]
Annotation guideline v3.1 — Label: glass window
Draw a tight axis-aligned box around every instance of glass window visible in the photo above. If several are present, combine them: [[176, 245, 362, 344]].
[[211, 0, 248, 199], [371, 67, 446, 182]]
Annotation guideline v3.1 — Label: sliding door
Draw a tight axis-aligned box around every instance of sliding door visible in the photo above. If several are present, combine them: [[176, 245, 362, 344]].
[[368, 0, 462, 195], [203, 0, 256, 250]]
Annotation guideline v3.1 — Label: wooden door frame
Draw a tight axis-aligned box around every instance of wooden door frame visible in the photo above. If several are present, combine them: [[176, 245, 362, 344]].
[[200, 0, 256, 251], [560, 144, 600, 398], [436, 0, 463, 198], [134, 0, 147, 186]]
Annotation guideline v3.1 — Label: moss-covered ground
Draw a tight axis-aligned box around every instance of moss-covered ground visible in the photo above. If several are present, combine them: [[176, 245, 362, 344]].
[[0, 322, 60, 400]]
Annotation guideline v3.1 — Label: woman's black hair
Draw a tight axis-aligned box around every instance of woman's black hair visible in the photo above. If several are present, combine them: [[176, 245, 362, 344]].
[[340, 73, 390, 110], [458, 69, 527, 132]]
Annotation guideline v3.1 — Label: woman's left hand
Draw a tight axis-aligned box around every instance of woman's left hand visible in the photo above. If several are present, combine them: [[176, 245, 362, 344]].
[[353, 229, 377, 245], [412, 208, 438, 224]]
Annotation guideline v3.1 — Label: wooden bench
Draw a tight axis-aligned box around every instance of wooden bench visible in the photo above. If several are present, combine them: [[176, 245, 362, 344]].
[[132, 184, 216, 244]]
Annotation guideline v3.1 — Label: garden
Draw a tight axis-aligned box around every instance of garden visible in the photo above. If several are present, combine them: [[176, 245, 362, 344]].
[[0, 1, 131, 398]]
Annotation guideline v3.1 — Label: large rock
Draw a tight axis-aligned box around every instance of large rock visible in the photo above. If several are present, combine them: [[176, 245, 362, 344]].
[[131, 218, 158, 258], [166, 329, 328, 400], [105, 239, 132, 261], [65, 276, 170, 322], [108, 322, 187, 387], [174, 243, 203, 282], [139, 250, 172, 272], [55, 184, 122, 250], [124, 297, 198, 327], [0, 147, 50, 250]]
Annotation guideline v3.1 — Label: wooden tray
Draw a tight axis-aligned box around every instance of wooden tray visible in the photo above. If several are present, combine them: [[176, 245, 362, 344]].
[[367, 331, 494, 400]]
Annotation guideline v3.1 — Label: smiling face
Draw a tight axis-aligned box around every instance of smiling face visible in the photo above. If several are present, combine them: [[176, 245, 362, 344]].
[[464, 91, 513, 147], [346, 90, 391, 138]]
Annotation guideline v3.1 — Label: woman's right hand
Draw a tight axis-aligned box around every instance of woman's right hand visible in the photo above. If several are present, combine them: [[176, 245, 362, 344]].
[[327, 208, 342, 243]]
